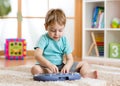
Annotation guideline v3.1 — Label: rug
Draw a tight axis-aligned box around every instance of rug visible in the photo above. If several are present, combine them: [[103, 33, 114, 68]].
[[0, 65, 119, 86], [92, 65, 120, 86]]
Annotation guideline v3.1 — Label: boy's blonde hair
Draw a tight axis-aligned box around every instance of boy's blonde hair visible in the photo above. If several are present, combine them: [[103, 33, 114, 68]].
[[45, 9, 66, 26]]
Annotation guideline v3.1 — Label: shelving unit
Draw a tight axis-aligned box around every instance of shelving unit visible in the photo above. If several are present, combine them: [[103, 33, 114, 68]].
[[82, 0, 120, 63]]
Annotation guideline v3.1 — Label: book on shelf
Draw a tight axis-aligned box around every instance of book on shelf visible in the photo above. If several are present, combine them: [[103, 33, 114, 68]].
[[92, 6, 104, 28]]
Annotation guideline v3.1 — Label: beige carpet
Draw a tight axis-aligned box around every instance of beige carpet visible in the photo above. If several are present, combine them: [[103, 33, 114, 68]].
[[0, 65, 120, 86]]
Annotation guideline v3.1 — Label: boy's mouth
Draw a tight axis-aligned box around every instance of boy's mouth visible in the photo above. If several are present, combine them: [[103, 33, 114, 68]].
[[53, 37, 59, 40]]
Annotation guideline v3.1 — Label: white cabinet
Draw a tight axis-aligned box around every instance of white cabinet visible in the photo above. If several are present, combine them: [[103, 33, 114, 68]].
[[82, 0, 120, 61]]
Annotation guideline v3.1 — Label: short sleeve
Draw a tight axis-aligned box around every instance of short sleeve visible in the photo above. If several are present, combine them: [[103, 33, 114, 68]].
[[35, 34, 48, 50], [62, 37, 72, 55]]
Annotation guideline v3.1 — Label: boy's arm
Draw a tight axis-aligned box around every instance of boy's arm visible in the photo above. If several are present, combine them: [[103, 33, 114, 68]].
[[65, 53, 74, 69], [34, 48, 59, 73], [34, 48, 50, 67], [61, 53, 74, 73]]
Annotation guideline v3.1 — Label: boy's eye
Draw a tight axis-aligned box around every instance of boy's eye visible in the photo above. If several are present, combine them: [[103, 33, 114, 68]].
[[50, 29, 56, 32], [59, 30, 63, 32], [50, 29, 63, 32]]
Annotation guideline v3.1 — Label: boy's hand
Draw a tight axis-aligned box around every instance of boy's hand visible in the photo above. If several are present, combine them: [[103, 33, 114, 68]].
[[48, 64, 59, 73], [60, 65, 70, 73]]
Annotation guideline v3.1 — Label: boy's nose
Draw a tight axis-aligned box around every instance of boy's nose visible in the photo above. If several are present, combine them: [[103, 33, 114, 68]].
[[55, 31, 59, 35]]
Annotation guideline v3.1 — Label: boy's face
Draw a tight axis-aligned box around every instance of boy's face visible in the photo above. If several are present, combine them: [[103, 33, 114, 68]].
[[46, 23, 65, 41]]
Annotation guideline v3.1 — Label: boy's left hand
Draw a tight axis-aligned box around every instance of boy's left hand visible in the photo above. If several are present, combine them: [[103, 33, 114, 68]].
[[60, 65, 70, 73]]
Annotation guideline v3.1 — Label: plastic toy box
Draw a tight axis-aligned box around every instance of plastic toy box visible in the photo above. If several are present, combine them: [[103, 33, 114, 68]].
[[5, 38, 26, 60], [33, 72, 81, 81]]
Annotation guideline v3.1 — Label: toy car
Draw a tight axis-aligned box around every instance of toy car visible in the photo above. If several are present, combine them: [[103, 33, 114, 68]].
[[33, 72, 81, 81]]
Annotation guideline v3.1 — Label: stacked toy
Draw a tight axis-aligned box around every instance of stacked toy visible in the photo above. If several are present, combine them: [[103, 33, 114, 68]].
[[95, 33, 104, 56], [5, 38, 26, 60]]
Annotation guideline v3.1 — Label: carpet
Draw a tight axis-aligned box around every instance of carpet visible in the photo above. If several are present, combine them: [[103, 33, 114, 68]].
[[0, 65, 119, 86], [92, 65, 120, 86]]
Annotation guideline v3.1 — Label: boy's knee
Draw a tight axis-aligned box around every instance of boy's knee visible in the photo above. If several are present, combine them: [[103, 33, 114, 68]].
[[31, 65, 43, 75], [81, 61, 88, 64], [77, 61, 89, 67]]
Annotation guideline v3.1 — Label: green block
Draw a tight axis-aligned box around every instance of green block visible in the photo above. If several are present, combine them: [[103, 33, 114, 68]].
[[109, 43, 120, 58]]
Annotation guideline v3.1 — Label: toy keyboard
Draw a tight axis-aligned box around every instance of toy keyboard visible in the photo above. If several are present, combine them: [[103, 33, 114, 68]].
[[33, 72, 81, 81]]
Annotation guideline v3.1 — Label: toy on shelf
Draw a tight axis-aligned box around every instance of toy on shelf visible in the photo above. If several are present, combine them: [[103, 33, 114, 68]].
[[87, 32, 99, 56], [111, 18, 120, 28], [109, 43, 120, 58], [5, 38, 27, 60], [95, 33, 104, 56], [88, 32, 104, 57], [119, 22, 120, 28], [33, 72, 81, 81]]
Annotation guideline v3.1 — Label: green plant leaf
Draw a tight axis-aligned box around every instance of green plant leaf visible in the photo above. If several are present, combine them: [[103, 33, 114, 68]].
[[0, 0, 11, 16]]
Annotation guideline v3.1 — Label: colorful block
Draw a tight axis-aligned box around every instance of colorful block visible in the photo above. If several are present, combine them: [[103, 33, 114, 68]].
[[109, 43, 120, 58], [5, 39, 27, 60]]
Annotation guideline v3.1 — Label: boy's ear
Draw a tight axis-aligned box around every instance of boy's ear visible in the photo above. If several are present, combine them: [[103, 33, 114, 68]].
[[44, 24, 48, 30]]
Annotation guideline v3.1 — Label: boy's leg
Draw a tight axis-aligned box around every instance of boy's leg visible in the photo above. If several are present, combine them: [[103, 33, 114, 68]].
[[31, 65, 53, 75], [69, 61, 89, 73], [31, 65, 44, 75], [76, 61, 90, 76], [83, 70, 98, 79], [31, 63, 65, 75], [69, 62, 78, 72], [76, 61, 98, 79]]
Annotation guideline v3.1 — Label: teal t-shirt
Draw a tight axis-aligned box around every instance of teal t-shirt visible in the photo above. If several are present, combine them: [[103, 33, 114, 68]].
[[36, 33, 72, 65]]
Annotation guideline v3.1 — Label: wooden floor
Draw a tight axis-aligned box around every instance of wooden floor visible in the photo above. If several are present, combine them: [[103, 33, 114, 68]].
[[0, 56, 36, 67]]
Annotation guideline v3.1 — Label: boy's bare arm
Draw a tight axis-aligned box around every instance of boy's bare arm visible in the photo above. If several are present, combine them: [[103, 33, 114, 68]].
[[65, 53, 74, 68], [61, 53, 74, 73], [34, 48, 59, 73], [34, 48, 50, 66]]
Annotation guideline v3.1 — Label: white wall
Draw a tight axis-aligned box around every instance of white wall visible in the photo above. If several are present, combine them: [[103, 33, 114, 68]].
[[0, 0, 75, 51]]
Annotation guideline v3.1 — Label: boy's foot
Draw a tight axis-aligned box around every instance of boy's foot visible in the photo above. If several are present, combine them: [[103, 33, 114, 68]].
[[83, 70, 98, 79]]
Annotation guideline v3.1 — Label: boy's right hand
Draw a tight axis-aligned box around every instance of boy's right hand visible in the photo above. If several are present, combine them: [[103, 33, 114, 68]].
[[47, 64, 59, 73]]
